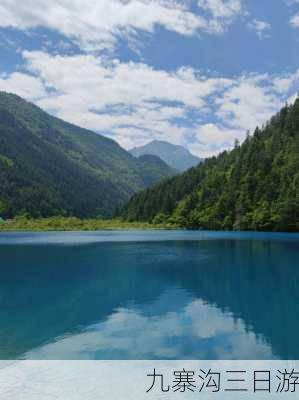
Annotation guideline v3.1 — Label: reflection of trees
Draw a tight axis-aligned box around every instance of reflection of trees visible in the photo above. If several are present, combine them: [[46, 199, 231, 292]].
[[0, 239, 298, 359], [0, 243, 170, 358], [166, 240, 299, 359]]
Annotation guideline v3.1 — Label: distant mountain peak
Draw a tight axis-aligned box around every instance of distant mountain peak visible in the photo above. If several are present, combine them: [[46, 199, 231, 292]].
[[130, 140, 202, 172]]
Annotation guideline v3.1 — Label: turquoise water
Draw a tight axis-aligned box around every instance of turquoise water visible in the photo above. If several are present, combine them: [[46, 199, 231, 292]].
[[0, 230, 298, 360]]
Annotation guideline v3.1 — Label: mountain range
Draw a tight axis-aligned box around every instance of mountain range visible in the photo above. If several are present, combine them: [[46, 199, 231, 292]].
[[0, 92, 175, 219], [1, 91, 298, 232], [122, 99, 299, 232], [130, 140, 202, 171]]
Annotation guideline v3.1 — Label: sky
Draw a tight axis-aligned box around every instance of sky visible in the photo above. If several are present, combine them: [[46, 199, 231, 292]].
[[0, 0, 299, 157]]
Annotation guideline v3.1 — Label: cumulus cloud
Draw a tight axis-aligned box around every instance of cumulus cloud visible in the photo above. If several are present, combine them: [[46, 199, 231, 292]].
[[1, 51, 298, 157], [0, 0, 203, 51], [215, 75, 282, 131], [0, 0, 245, 53], [192, 124, 240, 157], [247, 19, 271, 39], [21, 50, 234, 151], [0, 72, 45, 100]]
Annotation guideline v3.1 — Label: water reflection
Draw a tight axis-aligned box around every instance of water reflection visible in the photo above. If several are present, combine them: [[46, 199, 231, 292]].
[[0, 233, 298, 359], [25, 291, 273, 360]]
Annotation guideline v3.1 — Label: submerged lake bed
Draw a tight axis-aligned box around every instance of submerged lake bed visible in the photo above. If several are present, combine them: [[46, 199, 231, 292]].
[[0, 230, 298, 360]]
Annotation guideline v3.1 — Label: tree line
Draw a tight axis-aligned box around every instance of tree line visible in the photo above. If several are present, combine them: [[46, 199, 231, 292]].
[[122, 99, 299, 232]]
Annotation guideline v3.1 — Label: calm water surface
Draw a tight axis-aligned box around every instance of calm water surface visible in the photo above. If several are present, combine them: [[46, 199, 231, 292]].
[[0, 230, 298, 360]]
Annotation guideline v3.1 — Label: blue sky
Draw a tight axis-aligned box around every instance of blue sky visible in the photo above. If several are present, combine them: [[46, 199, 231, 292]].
[[0, 0, 299, 157]]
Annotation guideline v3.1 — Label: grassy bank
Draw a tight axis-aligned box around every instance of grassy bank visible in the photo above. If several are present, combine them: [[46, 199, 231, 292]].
[[0, 216, 177, 231]]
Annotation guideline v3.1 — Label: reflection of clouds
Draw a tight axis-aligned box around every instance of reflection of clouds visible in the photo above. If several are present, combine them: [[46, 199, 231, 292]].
[[186, 300, 236, 338], [25, 297, 274, 360], [2, 361, 296, 400]]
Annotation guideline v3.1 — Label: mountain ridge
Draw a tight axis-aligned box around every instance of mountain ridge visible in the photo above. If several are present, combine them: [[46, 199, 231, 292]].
[[130, 139, 202, 171], [0, 92, 175, 218]]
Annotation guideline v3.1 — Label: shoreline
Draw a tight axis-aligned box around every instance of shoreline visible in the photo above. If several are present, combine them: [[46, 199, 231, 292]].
[[0, 217, 178, 232], [0, 217, 298, 234]]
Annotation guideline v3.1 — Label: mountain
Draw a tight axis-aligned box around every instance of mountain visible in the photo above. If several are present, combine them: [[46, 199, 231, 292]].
[[0, 92, 175, 219], [130, 140, 202, 171], [136, 154, 177, 186], [122, 99, 299, 232]]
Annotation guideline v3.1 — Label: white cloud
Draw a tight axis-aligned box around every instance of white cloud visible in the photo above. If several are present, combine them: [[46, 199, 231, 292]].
[[192, 123, 240, 156], [20, 50, 234, 152], [1, 51, 299, 158], [272, 70, 299, 93], [197, 0, 243, 32], [290, 12, 299, 27], [215, 75, 282, 132], [0, 72, 45, 100], [287, 0, 299, 27], [247, 19, 271, 39], [0, 0, 205, 51], [198, 0, 242, 19], [0, 0, 244, 53]]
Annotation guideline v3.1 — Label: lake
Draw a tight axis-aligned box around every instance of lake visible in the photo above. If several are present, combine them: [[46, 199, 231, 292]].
[[0, 230, 298, 360]]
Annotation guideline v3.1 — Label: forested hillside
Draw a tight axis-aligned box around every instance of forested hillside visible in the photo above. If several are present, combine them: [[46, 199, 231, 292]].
[[0, 92, 174, 218], [136, 154, 177, 186], [122, 99, 299, 232]]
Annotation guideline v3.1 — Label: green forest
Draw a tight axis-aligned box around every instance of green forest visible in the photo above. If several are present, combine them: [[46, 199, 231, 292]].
[[122, 99, 299, 232], [1, 91, 299, 232], [0, 215, 176, 231], [0, 92, 175, 219]]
